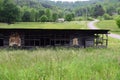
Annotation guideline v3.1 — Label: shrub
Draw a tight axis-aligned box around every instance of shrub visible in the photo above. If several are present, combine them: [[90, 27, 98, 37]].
[[115, 16, 120, 28], [103, 13, 113, 20], [79, 17, 83, 21], [39, 15, 48, 22], [97, 16, 104, 21], [65, 14, 73, 21], [87, 17, 94, 21]]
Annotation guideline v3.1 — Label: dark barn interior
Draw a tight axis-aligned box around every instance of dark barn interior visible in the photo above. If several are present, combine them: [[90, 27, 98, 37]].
[[0, 29, 109, 48]]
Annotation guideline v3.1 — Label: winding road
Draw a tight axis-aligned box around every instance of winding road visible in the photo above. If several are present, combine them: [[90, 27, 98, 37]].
[[87, 20, 120, 39]]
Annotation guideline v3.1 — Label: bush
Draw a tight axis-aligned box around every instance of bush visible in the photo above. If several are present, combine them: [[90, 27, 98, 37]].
[[65, 14, 73, 21], [39, 15, 48, 22], [103, 13, 113, 20], [97, 16, 104, 21], [79, 17, 83, 21], [87, 17, 94, 21], [115, 16, 120, 28]]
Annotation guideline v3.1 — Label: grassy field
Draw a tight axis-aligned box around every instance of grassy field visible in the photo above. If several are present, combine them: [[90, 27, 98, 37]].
[[0, 38, 120, 80], [96, 20, 120, 34], [0, 21, 87, 29], [0, 21, 120, 80]]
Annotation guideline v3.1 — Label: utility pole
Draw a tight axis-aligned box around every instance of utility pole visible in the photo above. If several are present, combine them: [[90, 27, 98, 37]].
[[86, 7, 88, 28]]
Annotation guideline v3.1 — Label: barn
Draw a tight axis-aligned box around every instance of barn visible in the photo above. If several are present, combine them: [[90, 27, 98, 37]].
[[0, 28, 109, 48]]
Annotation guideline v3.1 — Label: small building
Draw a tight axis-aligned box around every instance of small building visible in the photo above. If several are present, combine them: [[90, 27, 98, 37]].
[[57, 18, 65, 22], [0, 29, 109, 48]]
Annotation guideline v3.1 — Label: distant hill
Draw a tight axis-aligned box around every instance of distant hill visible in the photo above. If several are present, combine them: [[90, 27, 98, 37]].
[[1, 0, 120, 23], [13, 0, 120, 11]]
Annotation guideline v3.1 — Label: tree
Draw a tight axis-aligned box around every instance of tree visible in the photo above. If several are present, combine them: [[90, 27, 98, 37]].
[[0, 0, 3, 10], [30, 9, 36, 22], [58, 12, 64, 18], [35, 9, 45, 21], [39, 10, 45, 17], [117, 7, 120, 15], [40, 15, 48, 22], [0, 0, 3, 22], [71, 13, 75, 20], [116, 16, 120, 28], [65, 14, 73, 21], [52, 13, 58, 22], [93, 5, 105, 18], [46, 9, 52, 22], [22, 11, 31, 22], [106, 6, 116, 16], [0, 0, 20, 24]]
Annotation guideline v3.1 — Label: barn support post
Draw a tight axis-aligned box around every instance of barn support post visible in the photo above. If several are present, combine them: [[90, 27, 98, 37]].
[[106, 34, 108, 47]]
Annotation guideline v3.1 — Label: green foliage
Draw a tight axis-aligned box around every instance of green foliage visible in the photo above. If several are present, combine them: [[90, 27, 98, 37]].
[[106, 6, 116, 16], [117, 7, 120, 15], [103, 13, 113, 20], [30, 9, 36, 22], [38, 10, 45, 18], [46, 9, 52, 22], [96, 20, 120, 34], [87, 17, 94, 21], [0, 0, 120, 23], [0, 38, 120, 80], [65, 14, 73, 21], [0, 0, 20, 24], [79, 17, 83, 21], [22, 11, 32, 22], [74, 17, 83, 21], [93, 4, 105, 18], [40, 15, 48, 22], [52, 13, 58, 22], [97, 16, 104, 21], [115, 16, 120, 28]]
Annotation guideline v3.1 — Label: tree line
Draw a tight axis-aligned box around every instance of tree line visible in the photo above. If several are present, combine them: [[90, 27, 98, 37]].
[[0, 0, 76, 24], [0, 0, 120, 24]]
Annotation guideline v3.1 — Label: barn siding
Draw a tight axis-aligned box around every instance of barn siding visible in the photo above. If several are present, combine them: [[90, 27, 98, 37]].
[[0, 29, 109, 48]]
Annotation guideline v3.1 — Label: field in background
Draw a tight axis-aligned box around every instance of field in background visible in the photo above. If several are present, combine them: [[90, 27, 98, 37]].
[[0, 21, 87, 29], [96, 20, 120, 34], [0, 38, 120, 80]]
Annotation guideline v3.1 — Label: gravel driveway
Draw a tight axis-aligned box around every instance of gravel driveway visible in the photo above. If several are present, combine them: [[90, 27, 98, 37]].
[[88, 20, 120, 39]]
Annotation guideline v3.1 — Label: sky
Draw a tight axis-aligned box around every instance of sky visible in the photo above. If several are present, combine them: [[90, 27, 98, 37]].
[[51, 0, 89, 2]]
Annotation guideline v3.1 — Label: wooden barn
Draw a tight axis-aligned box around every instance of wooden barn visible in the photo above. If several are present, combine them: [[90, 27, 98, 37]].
[[0, 29, 109, 48]]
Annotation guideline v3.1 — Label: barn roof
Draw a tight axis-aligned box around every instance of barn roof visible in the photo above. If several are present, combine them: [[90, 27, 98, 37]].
[[0, 28, 109, 34]]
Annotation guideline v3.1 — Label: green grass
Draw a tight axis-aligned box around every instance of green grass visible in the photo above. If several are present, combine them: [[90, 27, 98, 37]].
[[0, 21, 120, 80], [0, 21, 87, 29], [0, 38, 120, 80], [96, 20, 120, 34]]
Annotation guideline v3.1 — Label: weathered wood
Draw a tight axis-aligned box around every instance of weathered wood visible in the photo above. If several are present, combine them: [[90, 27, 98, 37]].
[[0, 29, 109, 48]]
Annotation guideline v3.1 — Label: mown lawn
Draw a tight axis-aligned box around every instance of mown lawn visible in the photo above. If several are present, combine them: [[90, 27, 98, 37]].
[[96, 20, 120, 34], [0, 21, 87, 29], [0, 38, 120, 80]]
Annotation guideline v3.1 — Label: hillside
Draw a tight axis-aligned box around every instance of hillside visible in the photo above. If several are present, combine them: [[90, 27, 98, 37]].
[[14, 0, 120, 16], [0, 0, 120, 24], [13, 0, 120, 10]]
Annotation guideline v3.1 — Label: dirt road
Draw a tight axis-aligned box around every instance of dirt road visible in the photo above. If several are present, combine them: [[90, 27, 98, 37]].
[[88, 20, 120, 39]]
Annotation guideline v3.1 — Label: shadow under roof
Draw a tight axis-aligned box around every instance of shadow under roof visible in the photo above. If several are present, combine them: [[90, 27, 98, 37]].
[[0, 28, 109, 34]]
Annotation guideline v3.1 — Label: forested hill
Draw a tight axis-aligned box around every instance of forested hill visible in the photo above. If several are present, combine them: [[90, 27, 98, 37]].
[[13, 0, 120, 16], [0, 0, 120, 24], [14, 0, 120, 9], [14, 0, 56, 9]]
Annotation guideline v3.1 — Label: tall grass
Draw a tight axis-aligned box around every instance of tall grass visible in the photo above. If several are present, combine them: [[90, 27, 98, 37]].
[[0, 38, 120, 80]]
